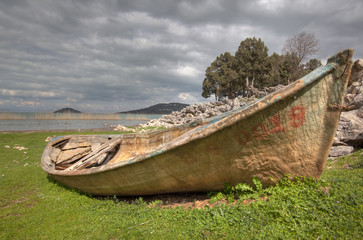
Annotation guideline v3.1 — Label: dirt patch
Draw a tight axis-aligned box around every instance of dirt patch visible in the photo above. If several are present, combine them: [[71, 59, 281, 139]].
[[110, 192, 268, 210]]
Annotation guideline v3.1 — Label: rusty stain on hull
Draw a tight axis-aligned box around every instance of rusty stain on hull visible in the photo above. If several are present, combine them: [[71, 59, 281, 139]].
[[41, 49, 354, 196]]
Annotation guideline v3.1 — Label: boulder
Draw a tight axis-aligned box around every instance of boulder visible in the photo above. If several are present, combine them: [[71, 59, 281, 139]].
[[349, 59, 363, 85], [344, 76, 363, 110], [333, 110, 363, 147], [329, 145, 355, 157], [330, 59, 363, 157]]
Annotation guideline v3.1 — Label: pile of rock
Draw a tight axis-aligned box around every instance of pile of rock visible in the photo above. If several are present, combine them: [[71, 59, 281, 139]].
[[139, 96, 259, 129], [114, 60, 362, 158], [136, 84, 285, 129], [329, 59, 363, 157]]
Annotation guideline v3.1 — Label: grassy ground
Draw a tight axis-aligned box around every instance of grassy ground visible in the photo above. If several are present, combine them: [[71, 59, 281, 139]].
[[0, 132, 362, 239]]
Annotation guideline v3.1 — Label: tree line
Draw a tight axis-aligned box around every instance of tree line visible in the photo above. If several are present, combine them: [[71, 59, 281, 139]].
[[202, 32, 321, 100]]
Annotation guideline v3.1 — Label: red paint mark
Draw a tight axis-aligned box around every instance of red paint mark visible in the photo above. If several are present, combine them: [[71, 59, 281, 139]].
[[234, 105, 306, 146], [252, 123, 268, 140], [289, 106, 306, 128], [235, 130, 251, 146], [267, 114, 286, 134], [205, 143, 222, 155]]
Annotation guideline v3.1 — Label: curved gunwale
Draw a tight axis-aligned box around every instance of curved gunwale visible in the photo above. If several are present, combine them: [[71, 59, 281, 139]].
[[42, 49, 351, 177]]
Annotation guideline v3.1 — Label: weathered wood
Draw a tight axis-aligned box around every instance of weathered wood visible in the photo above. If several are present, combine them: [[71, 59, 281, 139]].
[[41, 49, 354, 196], [82, 152, 108, 169], [65, 138, 122, 171], [56, 147, 91, 164], [50, 147, 61, 163], [51, 137, 70, 148], [61, 142, 91, 150]]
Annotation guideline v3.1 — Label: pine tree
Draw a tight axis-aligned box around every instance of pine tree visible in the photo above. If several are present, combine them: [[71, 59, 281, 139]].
[[234, 37, 271, 92], [202, 52, 239, 100]]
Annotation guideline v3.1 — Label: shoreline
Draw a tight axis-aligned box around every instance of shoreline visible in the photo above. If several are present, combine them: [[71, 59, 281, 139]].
[[0, 127, 116, 133]]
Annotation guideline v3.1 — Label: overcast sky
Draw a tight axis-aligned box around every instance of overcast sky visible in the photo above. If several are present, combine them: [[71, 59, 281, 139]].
[[0, 0, 362, 113]]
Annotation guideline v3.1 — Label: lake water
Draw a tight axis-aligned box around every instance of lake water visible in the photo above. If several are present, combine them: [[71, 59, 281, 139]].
[[0, 113, 162, 131]]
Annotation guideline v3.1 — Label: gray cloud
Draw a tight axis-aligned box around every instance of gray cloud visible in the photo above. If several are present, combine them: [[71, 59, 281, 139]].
[[0, 0, 362, 112]]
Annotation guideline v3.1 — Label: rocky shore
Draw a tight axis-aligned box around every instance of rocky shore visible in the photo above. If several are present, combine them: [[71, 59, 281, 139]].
[[140, 96, 258, 128], [329, 59, 363, 157], [114, 59, 362, 157], [133, 86, 285, 129]]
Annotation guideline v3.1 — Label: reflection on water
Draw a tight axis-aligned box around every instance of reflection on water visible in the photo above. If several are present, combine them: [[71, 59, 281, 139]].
[[0, 112, 158, 120], [0, 113, 162, 131]]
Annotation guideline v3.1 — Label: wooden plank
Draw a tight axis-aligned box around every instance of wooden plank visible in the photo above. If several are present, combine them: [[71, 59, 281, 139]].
[[56, 147, 91, 164], [65, 138, 122, 171], [62, 142, 91, 150]]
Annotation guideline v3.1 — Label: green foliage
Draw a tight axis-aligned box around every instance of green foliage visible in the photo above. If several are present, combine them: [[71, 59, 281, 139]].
[[209, 176, 265, 203], [0, 132, 361, 239], [202, 52, 239, 100], [202, 33, 322, 100], [268, 52, 289, 86], [202, 38, 272, 100], [235, 37, 271, 90], [304, 58, 323, 72]]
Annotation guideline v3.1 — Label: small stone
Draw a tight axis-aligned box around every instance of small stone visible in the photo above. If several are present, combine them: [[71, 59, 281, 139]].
[[13, 146, 29, 151]]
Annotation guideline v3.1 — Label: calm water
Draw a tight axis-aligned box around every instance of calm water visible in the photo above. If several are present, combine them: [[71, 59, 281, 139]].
[[0, 113, 162, 131]]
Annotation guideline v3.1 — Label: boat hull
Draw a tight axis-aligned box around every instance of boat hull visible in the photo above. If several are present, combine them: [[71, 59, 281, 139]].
[[42, 49, 353, 196]]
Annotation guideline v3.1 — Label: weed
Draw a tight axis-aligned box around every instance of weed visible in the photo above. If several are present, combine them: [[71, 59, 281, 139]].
[[0, 132, 361, 239]]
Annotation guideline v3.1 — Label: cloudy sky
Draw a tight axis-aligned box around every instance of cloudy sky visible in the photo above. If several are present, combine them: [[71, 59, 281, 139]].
[[0, 0, 362, 113]]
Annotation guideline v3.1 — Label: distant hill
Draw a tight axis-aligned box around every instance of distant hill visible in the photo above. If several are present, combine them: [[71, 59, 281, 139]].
[[54, 108, 82, 113], [119, 103, 189, 114]]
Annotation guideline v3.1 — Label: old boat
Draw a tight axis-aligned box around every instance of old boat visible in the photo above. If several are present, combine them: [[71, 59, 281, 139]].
[[42, 49, 354, 196]]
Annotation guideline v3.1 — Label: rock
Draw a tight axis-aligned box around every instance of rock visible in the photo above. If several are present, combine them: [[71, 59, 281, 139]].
[[344, 77, 363, 110], [331, 59, 363, 157], [138, 95, 260, 130], [232, 98, 240, 109], [329, 145, 355, 157], [113, 125, 135, 132], [349, 59, 363, 85], [334, 110, 363, 147], [13, 146, 29, 151], [357, 108, 363, 118], [265, 84, 285, 93], [197, 104, 207, 113]]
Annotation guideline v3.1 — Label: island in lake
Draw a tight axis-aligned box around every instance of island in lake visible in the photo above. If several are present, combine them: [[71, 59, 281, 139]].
[[54, 108, 82, 113], [119, 103, 189, 114]]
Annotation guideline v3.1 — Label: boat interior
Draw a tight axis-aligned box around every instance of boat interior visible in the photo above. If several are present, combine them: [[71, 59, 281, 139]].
[[47, 125, 195, 171]]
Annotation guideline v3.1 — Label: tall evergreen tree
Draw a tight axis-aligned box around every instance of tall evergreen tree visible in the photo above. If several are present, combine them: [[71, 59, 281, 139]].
[[202, 52, 239, 100], [234, 37, 271, 92], [304, 58, 322, 72], [280, 52, 302, 84], [268, 52, 287, 86]]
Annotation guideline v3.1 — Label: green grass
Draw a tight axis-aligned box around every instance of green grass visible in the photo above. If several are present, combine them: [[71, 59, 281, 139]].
[[0, 132, 362, 239]]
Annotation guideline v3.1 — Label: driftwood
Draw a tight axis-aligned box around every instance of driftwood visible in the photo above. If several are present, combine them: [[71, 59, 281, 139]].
[[65, 137, 122, 171]]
